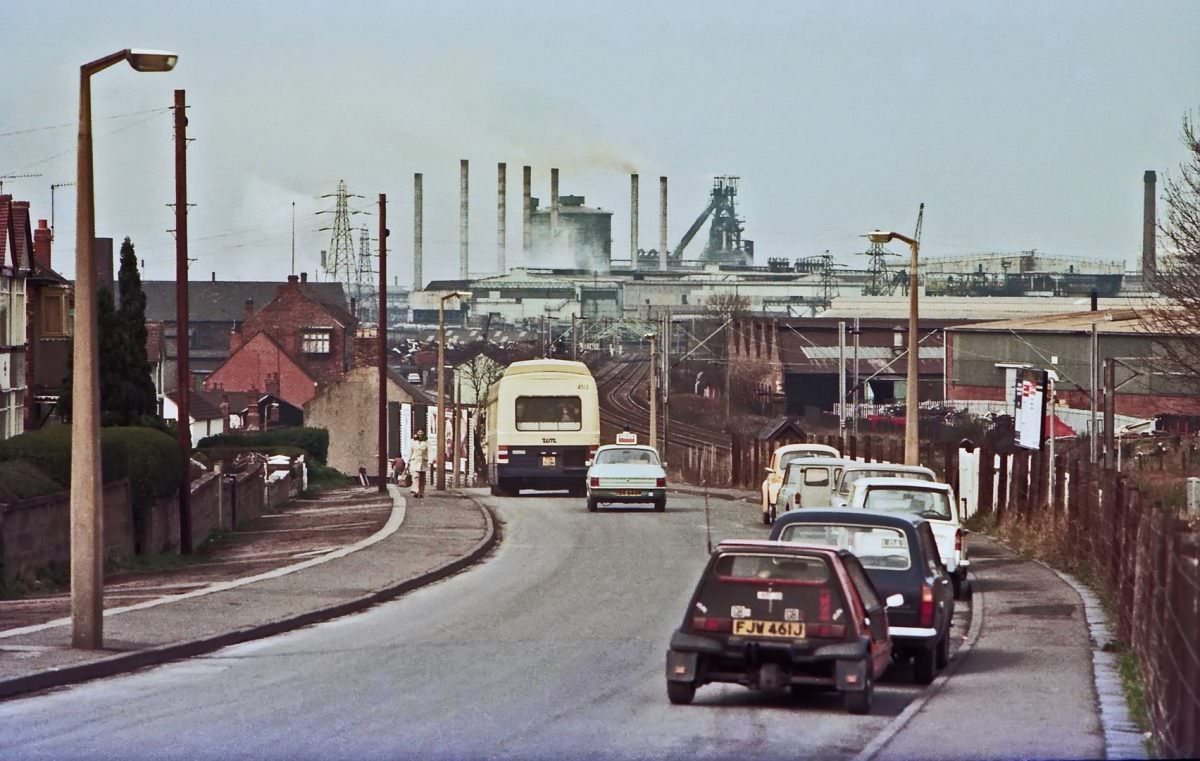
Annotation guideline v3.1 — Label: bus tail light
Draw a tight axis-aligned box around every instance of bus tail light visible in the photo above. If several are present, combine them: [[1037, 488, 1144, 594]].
[[497, 446, 509, 464]]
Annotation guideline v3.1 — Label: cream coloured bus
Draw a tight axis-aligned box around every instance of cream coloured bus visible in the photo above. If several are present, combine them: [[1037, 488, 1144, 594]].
[[485, 359, 601, 496]]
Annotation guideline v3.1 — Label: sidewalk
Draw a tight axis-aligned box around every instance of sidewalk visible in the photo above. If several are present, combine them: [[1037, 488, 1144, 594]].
[[0, 485, 494, 700], [863, 535, 1108, 761]]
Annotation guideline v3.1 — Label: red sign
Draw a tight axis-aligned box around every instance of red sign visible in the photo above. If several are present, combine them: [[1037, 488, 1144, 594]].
[[616, 432, 638, 445]]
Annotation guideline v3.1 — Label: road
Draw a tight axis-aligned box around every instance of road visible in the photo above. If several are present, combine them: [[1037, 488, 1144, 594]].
[[0, 491, 963, 760]]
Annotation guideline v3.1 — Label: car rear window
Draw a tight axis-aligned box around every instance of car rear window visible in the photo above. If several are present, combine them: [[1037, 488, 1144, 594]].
[[779, 524, 912, 571], [862, 488, 952, 521], [838, 469, 933, 495], [593, 448, 660, 465], [696, 553, 848, 629], [714, 553, 832, 583]]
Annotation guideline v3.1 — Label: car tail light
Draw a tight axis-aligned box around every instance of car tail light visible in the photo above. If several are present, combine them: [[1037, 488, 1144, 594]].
[[919, 583, 935, 628], [818, 589, 831, 621], [589, 477, 600, 488], [955, 529, 964, 554], [691, 616, 732, 633], [807, 623, 846, 639], [656, 477, 666, 488], [794, 492, 802, 506], [497, 446, 509, 464]]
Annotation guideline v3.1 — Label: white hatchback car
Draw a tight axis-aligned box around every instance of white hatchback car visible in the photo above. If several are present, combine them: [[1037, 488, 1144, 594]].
[[848, 477, 970, 598], [586, 444, 667, 512], [760, 443, 841, 524], [832, 463, 936, 508]]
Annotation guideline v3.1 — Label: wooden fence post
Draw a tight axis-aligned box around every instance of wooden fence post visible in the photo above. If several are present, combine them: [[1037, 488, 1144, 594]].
[[997, 451, 1009, 517], [979, 445, 994, 515]]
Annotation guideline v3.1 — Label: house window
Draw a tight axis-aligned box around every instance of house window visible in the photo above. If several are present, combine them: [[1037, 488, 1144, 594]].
[[42, 290, 69, 337], [301, 329, 332, 354]]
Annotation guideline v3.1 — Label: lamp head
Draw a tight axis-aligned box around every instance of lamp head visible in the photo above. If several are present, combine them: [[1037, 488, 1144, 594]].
[[127, 49, 178, 72], [867, 230, 894, 245]]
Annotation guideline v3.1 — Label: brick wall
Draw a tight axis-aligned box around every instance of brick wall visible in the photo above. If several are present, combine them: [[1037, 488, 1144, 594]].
[[238, 277, 354, 387], [0, 480, 134, 583], [203, 332, 318, 409], [727, 317, 784, 416], [948, 381, 1200, 418]]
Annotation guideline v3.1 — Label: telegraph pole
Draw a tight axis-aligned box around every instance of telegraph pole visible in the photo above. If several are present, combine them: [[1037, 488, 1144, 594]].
[[662, 313, 671, 467], [648, 334, 658, 451], [838, 320, 847, 451], [174, 89, 193, 554], [377, 193, 388, 493]]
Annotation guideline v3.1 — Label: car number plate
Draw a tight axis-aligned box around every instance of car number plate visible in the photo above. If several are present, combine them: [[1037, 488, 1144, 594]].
[[541, 456, 556, 467], [732, 619, 805, 639], [616, 489, 640, 496]]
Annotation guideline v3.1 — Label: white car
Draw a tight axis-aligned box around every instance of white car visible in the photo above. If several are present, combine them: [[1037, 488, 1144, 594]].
[[774, 457, 847, 518], [832, 463, 936, 508], [760, 443, 841, 524], [586, 444, 667, 512], [848, 477, 970, 598]]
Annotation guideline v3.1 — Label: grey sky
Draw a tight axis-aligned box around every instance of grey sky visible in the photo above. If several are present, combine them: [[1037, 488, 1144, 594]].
[[2, 1, 1197, 285]]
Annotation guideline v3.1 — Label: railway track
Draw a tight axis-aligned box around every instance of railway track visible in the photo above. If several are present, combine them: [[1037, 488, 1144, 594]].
[[593, 357, 731, 453]]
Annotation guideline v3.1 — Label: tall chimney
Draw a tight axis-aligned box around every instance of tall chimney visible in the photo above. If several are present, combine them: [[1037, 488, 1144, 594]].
[[550, 167, 560, 244], [659, 176, 668, 270], [413, 173, 423, 290], [630, 174, 639, 263], [33, 219, 52, 270], [522, 165, 532, 257], [459, 159, 469, 279], [1143, 170, 1157, 285], [497, 162, 507, 275]]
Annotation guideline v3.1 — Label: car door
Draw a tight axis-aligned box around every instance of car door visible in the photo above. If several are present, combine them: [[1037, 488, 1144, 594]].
[[841, 554, 892, 677]]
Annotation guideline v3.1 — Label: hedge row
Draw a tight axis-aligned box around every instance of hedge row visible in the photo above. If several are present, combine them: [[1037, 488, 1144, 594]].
[[197, 427, 329, 463], [0, 460, 62, 503]]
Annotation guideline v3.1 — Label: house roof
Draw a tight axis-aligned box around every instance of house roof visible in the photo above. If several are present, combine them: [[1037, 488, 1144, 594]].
[[165, 389, 223, 420], [140, 280, 350, 323], [0, 195, 32, 273], [387, 368, 436, 404], [948, 308, 1161, 336]]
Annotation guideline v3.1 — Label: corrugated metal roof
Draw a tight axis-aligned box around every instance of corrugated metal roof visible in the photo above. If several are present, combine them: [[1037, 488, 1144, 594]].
[[949, 308, 1167, 335], [817, 296, 1161, 321], [799, 346, 943, 360]]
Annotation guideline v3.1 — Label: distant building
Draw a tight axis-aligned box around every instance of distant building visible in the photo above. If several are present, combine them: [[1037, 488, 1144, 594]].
[[530, 195, 612, 271], [0, 195, 31, 440]]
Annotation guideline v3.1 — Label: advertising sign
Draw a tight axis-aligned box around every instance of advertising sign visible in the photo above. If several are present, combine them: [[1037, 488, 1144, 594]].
[[1013, 368, 1048, 450]]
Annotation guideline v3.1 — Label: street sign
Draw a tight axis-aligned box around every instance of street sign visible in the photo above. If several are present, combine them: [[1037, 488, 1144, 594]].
[[1013, 368, 1048, 450], [616, 431, 637, 445]]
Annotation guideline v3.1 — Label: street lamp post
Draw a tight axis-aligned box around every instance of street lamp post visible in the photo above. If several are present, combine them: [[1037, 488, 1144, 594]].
[[868, 229, 920, 466], [72, 48, 177, 650], [436, 292, 465, 491]]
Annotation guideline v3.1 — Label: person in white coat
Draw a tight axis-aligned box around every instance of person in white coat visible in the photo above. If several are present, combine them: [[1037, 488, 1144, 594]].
[[407, 430, 429, 498]]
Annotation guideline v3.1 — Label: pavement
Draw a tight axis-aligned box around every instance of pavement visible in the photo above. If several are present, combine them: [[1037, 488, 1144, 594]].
[[0, 481, 1126, 760]]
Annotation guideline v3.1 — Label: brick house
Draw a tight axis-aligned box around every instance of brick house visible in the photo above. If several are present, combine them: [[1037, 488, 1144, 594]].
[[0, 195, 31, 439], [202, 274, 357, 410], [24, 218, 72, 430]]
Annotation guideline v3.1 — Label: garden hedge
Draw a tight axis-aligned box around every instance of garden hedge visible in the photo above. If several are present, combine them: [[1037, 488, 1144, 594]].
[[197, 427, 329, 463]]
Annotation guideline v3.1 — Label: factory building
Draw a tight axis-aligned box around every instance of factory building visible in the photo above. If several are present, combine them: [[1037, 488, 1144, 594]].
[[530, 195, 612, 271]]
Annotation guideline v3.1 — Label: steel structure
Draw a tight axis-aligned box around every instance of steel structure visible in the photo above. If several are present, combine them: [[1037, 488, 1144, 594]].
[[671, 176, 754, 266], [355, 224, 377, 322], [318, 179, 374, 316]]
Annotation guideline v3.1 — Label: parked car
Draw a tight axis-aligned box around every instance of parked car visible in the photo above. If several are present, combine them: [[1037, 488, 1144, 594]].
[[585, 444, 667, 512], [847, 477, 970, 598], [760, 443, 841, 524], [832, 463, 936, 508], [665, 540, 896, 714], [770, 510, 955, 684], [775, 457, 847, 517]]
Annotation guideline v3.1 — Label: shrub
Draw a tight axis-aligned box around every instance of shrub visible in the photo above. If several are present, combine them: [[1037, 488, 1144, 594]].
[[307, 461, 350, 488], [198, 427, 329, 463], [101, 427, 182, 519], [0, 461, 63, 502], [0, 424, 127, 486]]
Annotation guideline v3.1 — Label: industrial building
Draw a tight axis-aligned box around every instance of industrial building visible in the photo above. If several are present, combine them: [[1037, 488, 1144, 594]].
[[529, 195, 612, 271]]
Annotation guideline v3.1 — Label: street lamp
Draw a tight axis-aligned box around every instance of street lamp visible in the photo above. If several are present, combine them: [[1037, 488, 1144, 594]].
[[436, 291, 466, 490], [867, 229, 920, 466], [71, 48, 177, 650]]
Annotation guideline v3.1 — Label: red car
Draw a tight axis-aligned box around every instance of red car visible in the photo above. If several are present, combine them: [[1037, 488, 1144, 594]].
[[665, 540, 895, 713]]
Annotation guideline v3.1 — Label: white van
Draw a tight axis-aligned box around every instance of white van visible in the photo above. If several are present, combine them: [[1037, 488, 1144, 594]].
[[774, 457, 847, 519], [760, 443, 841, 524]]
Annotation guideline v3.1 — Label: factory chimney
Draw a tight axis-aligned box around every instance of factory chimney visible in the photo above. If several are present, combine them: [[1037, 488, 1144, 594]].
[[497, 162, 507, 276], [550, 167, 560, 244], [460, 159, 470, 279], [630, 173, 639, 262], [1143, 170, 1156, 286], [659, 176, 668, 270], [413, 172, 423, 290], [522, 165, 532, 258]]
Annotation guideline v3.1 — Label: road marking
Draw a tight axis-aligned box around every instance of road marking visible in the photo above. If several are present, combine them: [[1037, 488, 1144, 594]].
[[0, 486, 408, 640]]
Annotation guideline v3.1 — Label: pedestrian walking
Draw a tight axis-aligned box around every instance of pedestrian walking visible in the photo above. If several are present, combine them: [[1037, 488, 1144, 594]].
[[408, 430, 429, 498]]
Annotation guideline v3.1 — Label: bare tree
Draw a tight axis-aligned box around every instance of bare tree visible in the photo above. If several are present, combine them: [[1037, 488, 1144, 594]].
[[1148, 110, 1200, 383], [703, 291, 751, 320]]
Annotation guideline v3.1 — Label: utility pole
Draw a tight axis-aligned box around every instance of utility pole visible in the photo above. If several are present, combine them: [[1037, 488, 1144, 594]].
[[173, 89, 193, 554], [572, 313, 578, 360], [852, 317, 860, 437], [662, 313, 671, 467], [1089, 323, 1099, 463], [648, 333, 658, 451], [838, 320, 847, 451], [1103, 357, 1116, 470], [377, 193, 388, 493], [452, 373, 462, 488]]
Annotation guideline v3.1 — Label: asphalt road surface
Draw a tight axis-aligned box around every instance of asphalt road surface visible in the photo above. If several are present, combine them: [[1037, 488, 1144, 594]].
[[0, 491, 960, 761]]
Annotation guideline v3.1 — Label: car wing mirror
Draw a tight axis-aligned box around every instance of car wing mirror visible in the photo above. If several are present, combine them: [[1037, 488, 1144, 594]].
[[885, 593, 904, 609]]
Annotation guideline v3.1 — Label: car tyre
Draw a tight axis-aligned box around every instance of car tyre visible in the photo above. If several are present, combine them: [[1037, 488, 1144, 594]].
[[913, 645, 937, 684], [843, 674, 872, 714], [953, 572, 971, 600], [654, 498, 666, 512], [936, 629, 950, 669], [587, 497, 598, 512], [666, 681, 695, 705]]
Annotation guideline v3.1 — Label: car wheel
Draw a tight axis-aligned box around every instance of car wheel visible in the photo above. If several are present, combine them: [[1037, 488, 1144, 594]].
[[953, 572, 971, 600], [587, 497, 598, 512], [913, 644, 937, 684], [936, 629, 950, 669], [843, 673, 872, 714], [666, 681, 695, 705], [654, 498, 666, 512], [489, 483, 500, 496]]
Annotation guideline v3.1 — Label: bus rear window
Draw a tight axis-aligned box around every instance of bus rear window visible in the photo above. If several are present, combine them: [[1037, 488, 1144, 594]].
[[515, 396, 582, 431]]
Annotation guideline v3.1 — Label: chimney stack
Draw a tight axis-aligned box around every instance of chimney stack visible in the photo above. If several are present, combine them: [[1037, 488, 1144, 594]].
[[1143, 170, 1157, 285], [33, 219, 52, 270], [659, 176, 668, 270], [300, 271, 308, 283], [459, 159, 469, 279], [522, 165, 532, 257], [497, 162, 507, 275], [211, 271, 215, 282], [413, 173, 423, 290], [550, 167, 560, 243], [630, 174, 639, 262]]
